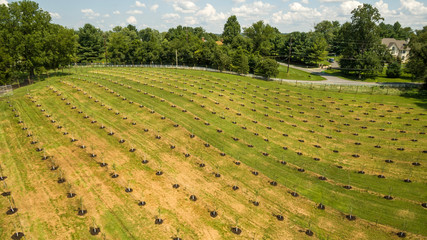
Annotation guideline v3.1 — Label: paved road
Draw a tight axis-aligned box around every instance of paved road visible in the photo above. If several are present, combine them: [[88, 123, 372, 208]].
[[275, 62, 420, 86]]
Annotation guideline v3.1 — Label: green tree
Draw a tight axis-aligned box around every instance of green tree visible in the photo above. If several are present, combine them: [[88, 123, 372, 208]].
[[386, 61, 401, 78], [0, 4, 14, 84], [378, 21, 412, 40], [255, 58, 279, 79], [306, 32, 328, 65], [0, 0, 77, 84], [77, 24, 104, 63], [406, 26, 427, 86], [314, 20, 340, 45], [230, 34, 252, 52], [339, 4, 384, 78], [3, 0, 52, 78], [243, 21, 279, 55], [107, 30, 130, 64], [137, 28, 163, 64], [231, 47, 249, 74], [222, 15, 241, 44], [212, 45, 230, 71], [46, 24, 77, 70]]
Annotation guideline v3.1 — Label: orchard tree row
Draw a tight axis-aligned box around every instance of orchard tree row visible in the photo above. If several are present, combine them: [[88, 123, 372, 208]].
[[0, 1, 426, 85]]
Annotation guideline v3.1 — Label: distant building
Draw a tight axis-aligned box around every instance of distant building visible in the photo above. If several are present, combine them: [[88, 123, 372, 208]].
[[381, 38, 410, 62], [215, 40, 223, 46]]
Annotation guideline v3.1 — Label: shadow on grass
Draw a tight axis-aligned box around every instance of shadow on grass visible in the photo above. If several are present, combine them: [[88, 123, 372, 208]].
[[400, 88, 427, 110], [11, 71, 73, 89], [325, 69, 423, 84]]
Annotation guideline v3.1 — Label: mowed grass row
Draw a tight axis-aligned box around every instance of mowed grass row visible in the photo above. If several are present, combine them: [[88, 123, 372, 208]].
[[83, 68, 426, 200], [52, 77, 385, 239], [52, 75, 419, 239], [11, 95, 175, 239], [103, 67, 424, 159], [101, 68, 425, 174], [12, 80, 347, 239], [1, 66, 425, 239], [61, 68, 426, 236], [17, 76, 404, 239], [20, 88, 232, 239], [1, 98, 111, 239]]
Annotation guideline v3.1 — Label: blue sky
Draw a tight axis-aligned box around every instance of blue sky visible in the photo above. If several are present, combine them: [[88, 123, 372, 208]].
[[1, 0, 426, 33]]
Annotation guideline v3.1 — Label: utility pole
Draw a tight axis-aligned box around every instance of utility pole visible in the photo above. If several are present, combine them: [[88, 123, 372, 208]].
[[103, 34, 107, 65], [287, 37, 292, 76], [175, 49, 178, 67]]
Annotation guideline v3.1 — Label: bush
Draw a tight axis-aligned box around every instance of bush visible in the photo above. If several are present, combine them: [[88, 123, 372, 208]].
[[255, 58, 279, 79], [386, 62, 401, 78]]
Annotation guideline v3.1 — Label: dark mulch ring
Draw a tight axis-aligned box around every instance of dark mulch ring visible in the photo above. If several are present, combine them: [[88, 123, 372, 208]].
[[231, 227, 242, 235], [89, 227, 101, 235], [11, 232, 25, 240]]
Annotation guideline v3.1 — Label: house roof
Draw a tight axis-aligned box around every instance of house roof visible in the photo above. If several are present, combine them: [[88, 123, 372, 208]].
[[381, 38, 410, 51], [215, 40, 223, 46]]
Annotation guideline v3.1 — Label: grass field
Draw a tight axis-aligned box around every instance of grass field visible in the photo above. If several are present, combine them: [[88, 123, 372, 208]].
[[0, 67, 425, 239], [324, 68, 423, 83], [277, 65, 326, 81]]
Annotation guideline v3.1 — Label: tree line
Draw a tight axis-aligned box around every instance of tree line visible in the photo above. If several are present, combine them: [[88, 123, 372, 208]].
[[0, 0, 426, 86]]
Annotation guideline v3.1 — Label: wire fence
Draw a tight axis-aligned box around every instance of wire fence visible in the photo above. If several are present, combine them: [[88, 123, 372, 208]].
[[279, 81, 420, 95], [0, 85, 13, 97]]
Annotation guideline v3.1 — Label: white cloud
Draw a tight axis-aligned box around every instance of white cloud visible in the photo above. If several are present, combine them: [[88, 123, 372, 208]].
[[374, 0, 396, 17], [135, 1, 146, 7], [113, 10, 120, 15], [400, 0, 427, 15], [301, 0, 309, 4], [81, 9, 100, 19], [290, 2, 311, 12], [126, 9, 143, 15], [162, 13, 181, 23], [232, 1, 275, 19], [340, 1, 361, 15], [127, 16, 137, 25], [49, 12, 61, 19], [173, 0, 198, 13], [150, 4, 159, 12], [233, 0, 246, 3], [320, 0, 346, 2], [273, 3, 321, 23], [196, 4, 227, 21], [0, 0, 7, 5], [104, 14, 110, 18], [184, 16, 197, 25]]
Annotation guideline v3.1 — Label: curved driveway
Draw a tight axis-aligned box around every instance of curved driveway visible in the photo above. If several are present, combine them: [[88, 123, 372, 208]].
[[275, 62, 421, 86]]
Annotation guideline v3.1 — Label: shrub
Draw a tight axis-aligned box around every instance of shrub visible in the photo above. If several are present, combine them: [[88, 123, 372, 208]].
[[386, 62, 401, 78], [255, 58, 279, 79]]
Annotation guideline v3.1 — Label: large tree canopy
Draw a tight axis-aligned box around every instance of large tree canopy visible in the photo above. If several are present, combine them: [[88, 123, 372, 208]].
[[0, 0, 76, 83], [406, 26, 427, 86], [0, 1, 421, 85], [243, 21, 280, 56], [77, 23, 104, 63], [222, 15, 241, 44], [339, 4, 386, 78]]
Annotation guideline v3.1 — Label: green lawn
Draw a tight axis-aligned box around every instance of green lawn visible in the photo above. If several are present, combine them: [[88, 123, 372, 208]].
[[325, 68, 423, 83], [1, 67, 426, 239], [276, 65, 326, 81]]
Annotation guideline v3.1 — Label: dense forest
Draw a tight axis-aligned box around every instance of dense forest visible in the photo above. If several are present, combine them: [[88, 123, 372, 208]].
[[0, 0, 426, 85]]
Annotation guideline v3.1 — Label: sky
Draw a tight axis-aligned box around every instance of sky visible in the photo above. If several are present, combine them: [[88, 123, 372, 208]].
[[1, 0, 426, 33]]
